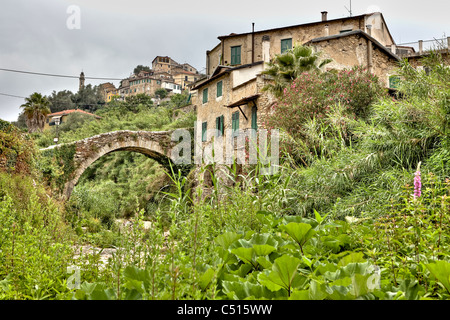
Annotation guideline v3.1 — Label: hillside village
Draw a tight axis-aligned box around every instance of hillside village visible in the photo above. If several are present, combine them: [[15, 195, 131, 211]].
[[59, 11, 449, 140], [3, 7, 450, 302]]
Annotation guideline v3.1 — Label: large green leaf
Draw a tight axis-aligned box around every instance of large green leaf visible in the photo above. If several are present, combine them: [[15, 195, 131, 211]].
[[215, 232, 242, 249], [338, 252, 366, 267], [279, 222, 316, 249], [222, 280, 286, 300], [231, 247, 255, 266], [199, 268, 215, 291], [426, 260, 450, 293], [215, 232, 242, 262], [258, 255, 304, 294]]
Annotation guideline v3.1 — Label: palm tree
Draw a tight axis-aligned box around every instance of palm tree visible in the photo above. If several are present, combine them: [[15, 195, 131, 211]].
[[261, 44, 332, 97], [20, 92, 51, 133]]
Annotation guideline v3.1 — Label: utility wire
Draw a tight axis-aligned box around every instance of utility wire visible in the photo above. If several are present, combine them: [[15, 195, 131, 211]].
[[0, 92, 27, 99], [0, 68, 123, 81]]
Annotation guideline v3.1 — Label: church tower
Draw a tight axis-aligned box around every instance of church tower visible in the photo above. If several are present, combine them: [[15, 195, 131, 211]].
[[79, 71, 85, 91]]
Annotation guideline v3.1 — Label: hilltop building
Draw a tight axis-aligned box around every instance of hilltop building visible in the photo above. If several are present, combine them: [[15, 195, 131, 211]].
[[99, 82, 119, 102], [114, 56, 201, 101]]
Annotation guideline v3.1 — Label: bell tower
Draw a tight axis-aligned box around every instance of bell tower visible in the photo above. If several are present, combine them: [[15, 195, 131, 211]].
[[79, 71, 85, 91]]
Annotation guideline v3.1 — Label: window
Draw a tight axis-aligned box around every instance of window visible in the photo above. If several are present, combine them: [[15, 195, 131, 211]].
[[217, 81, 223, 98], [281, 38, 292, 54], [231, 46, 241, 65], [232, 111, 240, 136], [203, 88, 208, 104], [202, 122, 207, 142], [216, 115, 224, 137], [185, 76, 188, 81], [389, 75, 400, 89], [251, 106, 257, 131], [340, 29, 353, 34]]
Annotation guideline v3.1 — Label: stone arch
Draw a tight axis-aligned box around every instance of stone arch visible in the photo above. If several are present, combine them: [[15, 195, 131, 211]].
[[63, 130, 176, 199]]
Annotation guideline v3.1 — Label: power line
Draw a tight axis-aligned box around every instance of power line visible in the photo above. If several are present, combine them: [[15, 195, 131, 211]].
[[0, 68, 123, 81], [0, 92, 27, 99]]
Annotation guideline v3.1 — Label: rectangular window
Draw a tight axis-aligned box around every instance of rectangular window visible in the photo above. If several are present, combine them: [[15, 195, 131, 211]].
[[202, 122, 207, 142], [232, 111, 240, 136], [389, 75, 400, 89], [217, 81, 223, 98], [231, 46, 241, 66], [216, 115, 224, 137], [251, 106, 257, 131], [203, 88, 208, 104], [281, 38, 292, 54]]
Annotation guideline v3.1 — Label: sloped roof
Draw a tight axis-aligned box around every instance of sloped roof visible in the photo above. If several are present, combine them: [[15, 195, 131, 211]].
[[191, 62, 263, 90], [47, 109, 101, 119], [305, 29, 400, 61], [216, 12, 395, 47]]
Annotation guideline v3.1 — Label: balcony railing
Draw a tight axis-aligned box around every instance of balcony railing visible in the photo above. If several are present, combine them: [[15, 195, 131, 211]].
[[389, 37, 450, 57]]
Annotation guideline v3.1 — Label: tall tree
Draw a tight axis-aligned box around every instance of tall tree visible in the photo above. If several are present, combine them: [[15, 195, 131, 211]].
[[48, 90, 76, 113], [20, 92, 51, 133], [261, 44, 332, 97], [134, 65, 151, 75], [72, 84, 105, 112]]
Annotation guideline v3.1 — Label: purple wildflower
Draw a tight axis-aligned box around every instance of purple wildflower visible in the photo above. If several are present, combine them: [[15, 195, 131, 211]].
[[414, 170, 421, 200]]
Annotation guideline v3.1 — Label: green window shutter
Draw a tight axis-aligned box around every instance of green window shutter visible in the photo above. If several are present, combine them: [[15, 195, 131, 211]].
[[281, 38, 292, 54], [232, 111, 239, 136], [251, 106, 257, 131], [203, 88, 208, 103], [216, 115, 224, 136], [389, 76, 400, 89], [202, 122, 207, 142], [217, 81, 223, 97], [231, 46, 241, 65], [216, 117, 219, 136]]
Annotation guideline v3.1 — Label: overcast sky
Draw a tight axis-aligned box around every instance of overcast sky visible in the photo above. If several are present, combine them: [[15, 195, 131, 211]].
[[0, 0, 449, 122]]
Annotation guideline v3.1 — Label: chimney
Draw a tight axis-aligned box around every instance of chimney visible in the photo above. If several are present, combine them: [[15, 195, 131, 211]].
[[321, 11, 328, 22], [252, 23, 255, 64]]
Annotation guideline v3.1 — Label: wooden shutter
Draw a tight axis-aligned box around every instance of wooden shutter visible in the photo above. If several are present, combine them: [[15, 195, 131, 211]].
[[251, 106, 257, 131], [231, 46, 241, 65], [217, 81, 223, 97], [203, 88, 208, 103]]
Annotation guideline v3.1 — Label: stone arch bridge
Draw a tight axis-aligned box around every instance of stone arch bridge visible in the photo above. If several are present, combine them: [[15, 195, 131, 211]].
[[41, 130, 192, 199]]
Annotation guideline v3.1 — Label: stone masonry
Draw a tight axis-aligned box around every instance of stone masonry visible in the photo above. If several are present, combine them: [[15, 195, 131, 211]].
[[43, 130, 183, 199]]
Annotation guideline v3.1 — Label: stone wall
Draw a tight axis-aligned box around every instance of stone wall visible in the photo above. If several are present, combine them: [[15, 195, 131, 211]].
[[51, 130, 179, 199], [309, 32, 399, 87]]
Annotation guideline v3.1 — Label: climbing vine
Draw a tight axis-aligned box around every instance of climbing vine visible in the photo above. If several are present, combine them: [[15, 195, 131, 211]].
[[39, 144, 77, 194], [0, 119, 37, 175]]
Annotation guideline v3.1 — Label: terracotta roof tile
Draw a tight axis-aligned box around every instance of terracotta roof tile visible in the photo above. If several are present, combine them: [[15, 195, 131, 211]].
[[47, 109, 101, 119]]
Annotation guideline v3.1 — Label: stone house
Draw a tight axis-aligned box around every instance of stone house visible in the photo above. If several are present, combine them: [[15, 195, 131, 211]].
[[99, 82, 119, 102], [172, 69, 200, 91], [44, 109, 101, 131], [152, 56, 180, 74], [192, 11, 401, 156], [205, 12, 395, 76]]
